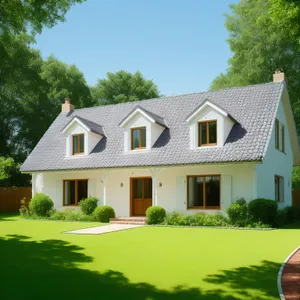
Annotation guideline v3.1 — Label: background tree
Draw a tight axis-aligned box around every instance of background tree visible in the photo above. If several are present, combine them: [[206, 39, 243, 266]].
[[92, 70, 160, 105], [210, 0, 300, 189], [0, 0, 87, 186]]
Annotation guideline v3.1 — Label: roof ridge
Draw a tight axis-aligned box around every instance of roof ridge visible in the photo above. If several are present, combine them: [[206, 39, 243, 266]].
[[71, 81, 283, 113]]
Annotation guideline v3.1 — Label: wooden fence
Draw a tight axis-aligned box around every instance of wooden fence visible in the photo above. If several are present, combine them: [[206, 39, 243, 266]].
[[292, 189, 300, 207], [0, 187, 32, 213]]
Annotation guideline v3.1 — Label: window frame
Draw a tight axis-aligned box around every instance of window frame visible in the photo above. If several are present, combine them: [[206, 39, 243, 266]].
[[131, 127, 146, 150], [274, 175, 284, 203], [186, 174, 221, 210], [281, 124, 285, 153], [63, 179, 88, 206], [198, 120, 217, 147], [72, 134, 84, 155], [275, 119, 280, 150]]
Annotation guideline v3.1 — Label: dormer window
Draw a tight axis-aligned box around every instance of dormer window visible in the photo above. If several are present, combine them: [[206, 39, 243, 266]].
[[72, 134, 84, 155], [131, 127, 146, 150], [198, 120, 217, 147], [119, 106, 167, 152]]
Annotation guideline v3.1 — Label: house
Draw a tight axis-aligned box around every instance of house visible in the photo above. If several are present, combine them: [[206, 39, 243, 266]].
[[21, 71, 300, 217]]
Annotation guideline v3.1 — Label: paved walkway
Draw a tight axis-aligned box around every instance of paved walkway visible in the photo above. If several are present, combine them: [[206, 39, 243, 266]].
[[65, 224, 144, 235]]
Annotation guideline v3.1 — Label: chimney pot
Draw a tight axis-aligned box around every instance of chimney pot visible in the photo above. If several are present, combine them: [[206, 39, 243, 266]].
[[62, 98, 74, 112], [273, 69, 285, 82]]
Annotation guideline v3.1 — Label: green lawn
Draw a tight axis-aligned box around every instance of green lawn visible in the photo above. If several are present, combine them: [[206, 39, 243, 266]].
[[0, 214, 299, 300]]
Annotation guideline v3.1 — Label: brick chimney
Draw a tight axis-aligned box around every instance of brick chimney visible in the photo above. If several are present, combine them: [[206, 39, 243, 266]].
[[273, 69, 285, 82], [62, 98, 74, 112]]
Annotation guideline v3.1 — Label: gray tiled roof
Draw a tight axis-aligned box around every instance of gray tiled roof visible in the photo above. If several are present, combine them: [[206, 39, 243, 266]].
[[21, 82, 284, 172], [119, 105, 168, 128], [62, 115, 106, 136]]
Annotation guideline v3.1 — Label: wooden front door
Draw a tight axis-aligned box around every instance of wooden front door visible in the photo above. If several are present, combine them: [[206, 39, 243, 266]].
[[131, 177, 152, 216]]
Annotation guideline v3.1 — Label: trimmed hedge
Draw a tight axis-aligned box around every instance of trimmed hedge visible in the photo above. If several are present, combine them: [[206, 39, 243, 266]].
[[79, 197, 98, 215], [248, 198, 278, 225], [93, 205, 115, 222], [227, 198, 248, 227], [29, 193, 54, 217], [146, 206, 166, 224]]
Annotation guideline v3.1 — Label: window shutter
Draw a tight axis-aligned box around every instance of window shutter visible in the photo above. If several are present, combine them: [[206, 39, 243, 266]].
[[221, 175, 232, 211]]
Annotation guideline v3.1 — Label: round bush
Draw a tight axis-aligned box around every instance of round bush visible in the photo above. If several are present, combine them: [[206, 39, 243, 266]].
[[146, 206, 166, 224], [93, 205, 115, 222], [79, 197, 98, 215], [29, 193, 54, 217], [227, 201, 248, 227], [248, 198, 278, 225]]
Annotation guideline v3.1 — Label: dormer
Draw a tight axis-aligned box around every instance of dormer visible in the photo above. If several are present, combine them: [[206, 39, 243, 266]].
[[62, 116, 105, 157], [119, 106, 167, 152], [186, 100, 237, 149]]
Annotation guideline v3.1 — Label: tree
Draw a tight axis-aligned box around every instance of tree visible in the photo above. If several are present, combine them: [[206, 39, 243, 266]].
[[16, 55, 94, 159], [211, 0, 300, 192], [210, 0, 300, 135], [92, 70, 160, 105], [0, 0, 87, 186]]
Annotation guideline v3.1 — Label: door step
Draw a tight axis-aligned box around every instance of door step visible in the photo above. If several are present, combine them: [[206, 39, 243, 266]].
[[109, 217, 146, 225]]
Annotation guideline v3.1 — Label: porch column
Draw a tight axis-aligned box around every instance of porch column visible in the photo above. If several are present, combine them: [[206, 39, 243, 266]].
[[149, 168, 161, 206], [102, 170, 110, 205]]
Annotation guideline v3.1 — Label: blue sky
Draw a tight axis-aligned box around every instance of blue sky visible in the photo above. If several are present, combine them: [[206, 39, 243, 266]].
[[34, 0, 238, 96]]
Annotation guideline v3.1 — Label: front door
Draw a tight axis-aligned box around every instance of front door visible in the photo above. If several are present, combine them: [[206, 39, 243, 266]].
[[131, 177, 152, 216]]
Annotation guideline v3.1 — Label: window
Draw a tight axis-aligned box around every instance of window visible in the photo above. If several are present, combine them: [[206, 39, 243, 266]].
[[72, 134, 84, 155], [198, 121, 217, 147], [275, 119, 280, 149], [131, 127, 146, 150], [274, 175, 284, 202], [281, 124, 285, 153], [187, 175, 220, 209], [63, 179, 88, 205], [275, 119, 285, 152]]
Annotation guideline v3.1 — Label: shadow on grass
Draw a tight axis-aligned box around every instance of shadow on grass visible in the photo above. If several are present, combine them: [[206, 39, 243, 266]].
[[0, 212, 18, 221], [204, 260, 281, 299], [0, 235, 280, 300]]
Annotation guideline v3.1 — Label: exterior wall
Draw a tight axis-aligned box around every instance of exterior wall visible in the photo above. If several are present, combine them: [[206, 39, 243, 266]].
[[123, 113, 164, 151], [32, 163, 256, 216], [256, 93, 293, 208], [188, 106, 234, 149]]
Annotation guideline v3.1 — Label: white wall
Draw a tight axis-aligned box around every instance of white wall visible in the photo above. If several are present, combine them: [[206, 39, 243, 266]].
[[256, 93, 293, 208], [32, 163, 256, 216], [188, 105, 234, 149]]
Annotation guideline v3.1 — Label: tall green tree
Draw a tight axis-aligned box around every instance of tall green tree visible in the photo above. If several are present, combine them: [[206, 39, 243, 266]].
[[92, 70, 160, 105], [211, 0, 300, 188], [16, 55, 93, 159], [210, 0, 300, 135], [0, 0, 87, 186]]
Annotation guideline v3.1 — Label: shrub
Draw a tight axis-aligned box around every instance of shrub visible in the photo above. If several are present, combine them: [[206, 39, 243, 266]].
[[248, 198, 278, 225], [93, 205, 115, 222], [19, 197, 30, 216], [227, 200, 248, 227], [146, 206, 166, 224], [79, 197, 98, 215], [164, 211, 229, 227], [275, 208, 288, 227], [284, 206, 300, 222], [164, 211, 187, 226], [29, 193, 54, 217], [49, 208, 95, 222], [246, 221, 272, 229]]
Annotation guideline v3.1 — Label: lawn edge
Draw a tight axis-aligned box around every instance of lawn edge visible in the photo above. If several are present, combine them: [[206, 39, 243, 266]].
[[277, 245, 300, 300]]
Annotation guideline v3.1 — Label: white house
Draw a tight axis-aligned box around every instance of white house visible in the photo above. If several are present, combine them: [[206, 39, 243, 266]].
[[21, 71, 300, 217]]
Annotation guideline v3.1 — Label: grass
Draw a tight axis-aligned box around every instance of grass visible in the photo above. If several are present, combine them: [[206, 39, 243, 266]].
[[0, 214, 300, 299]]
